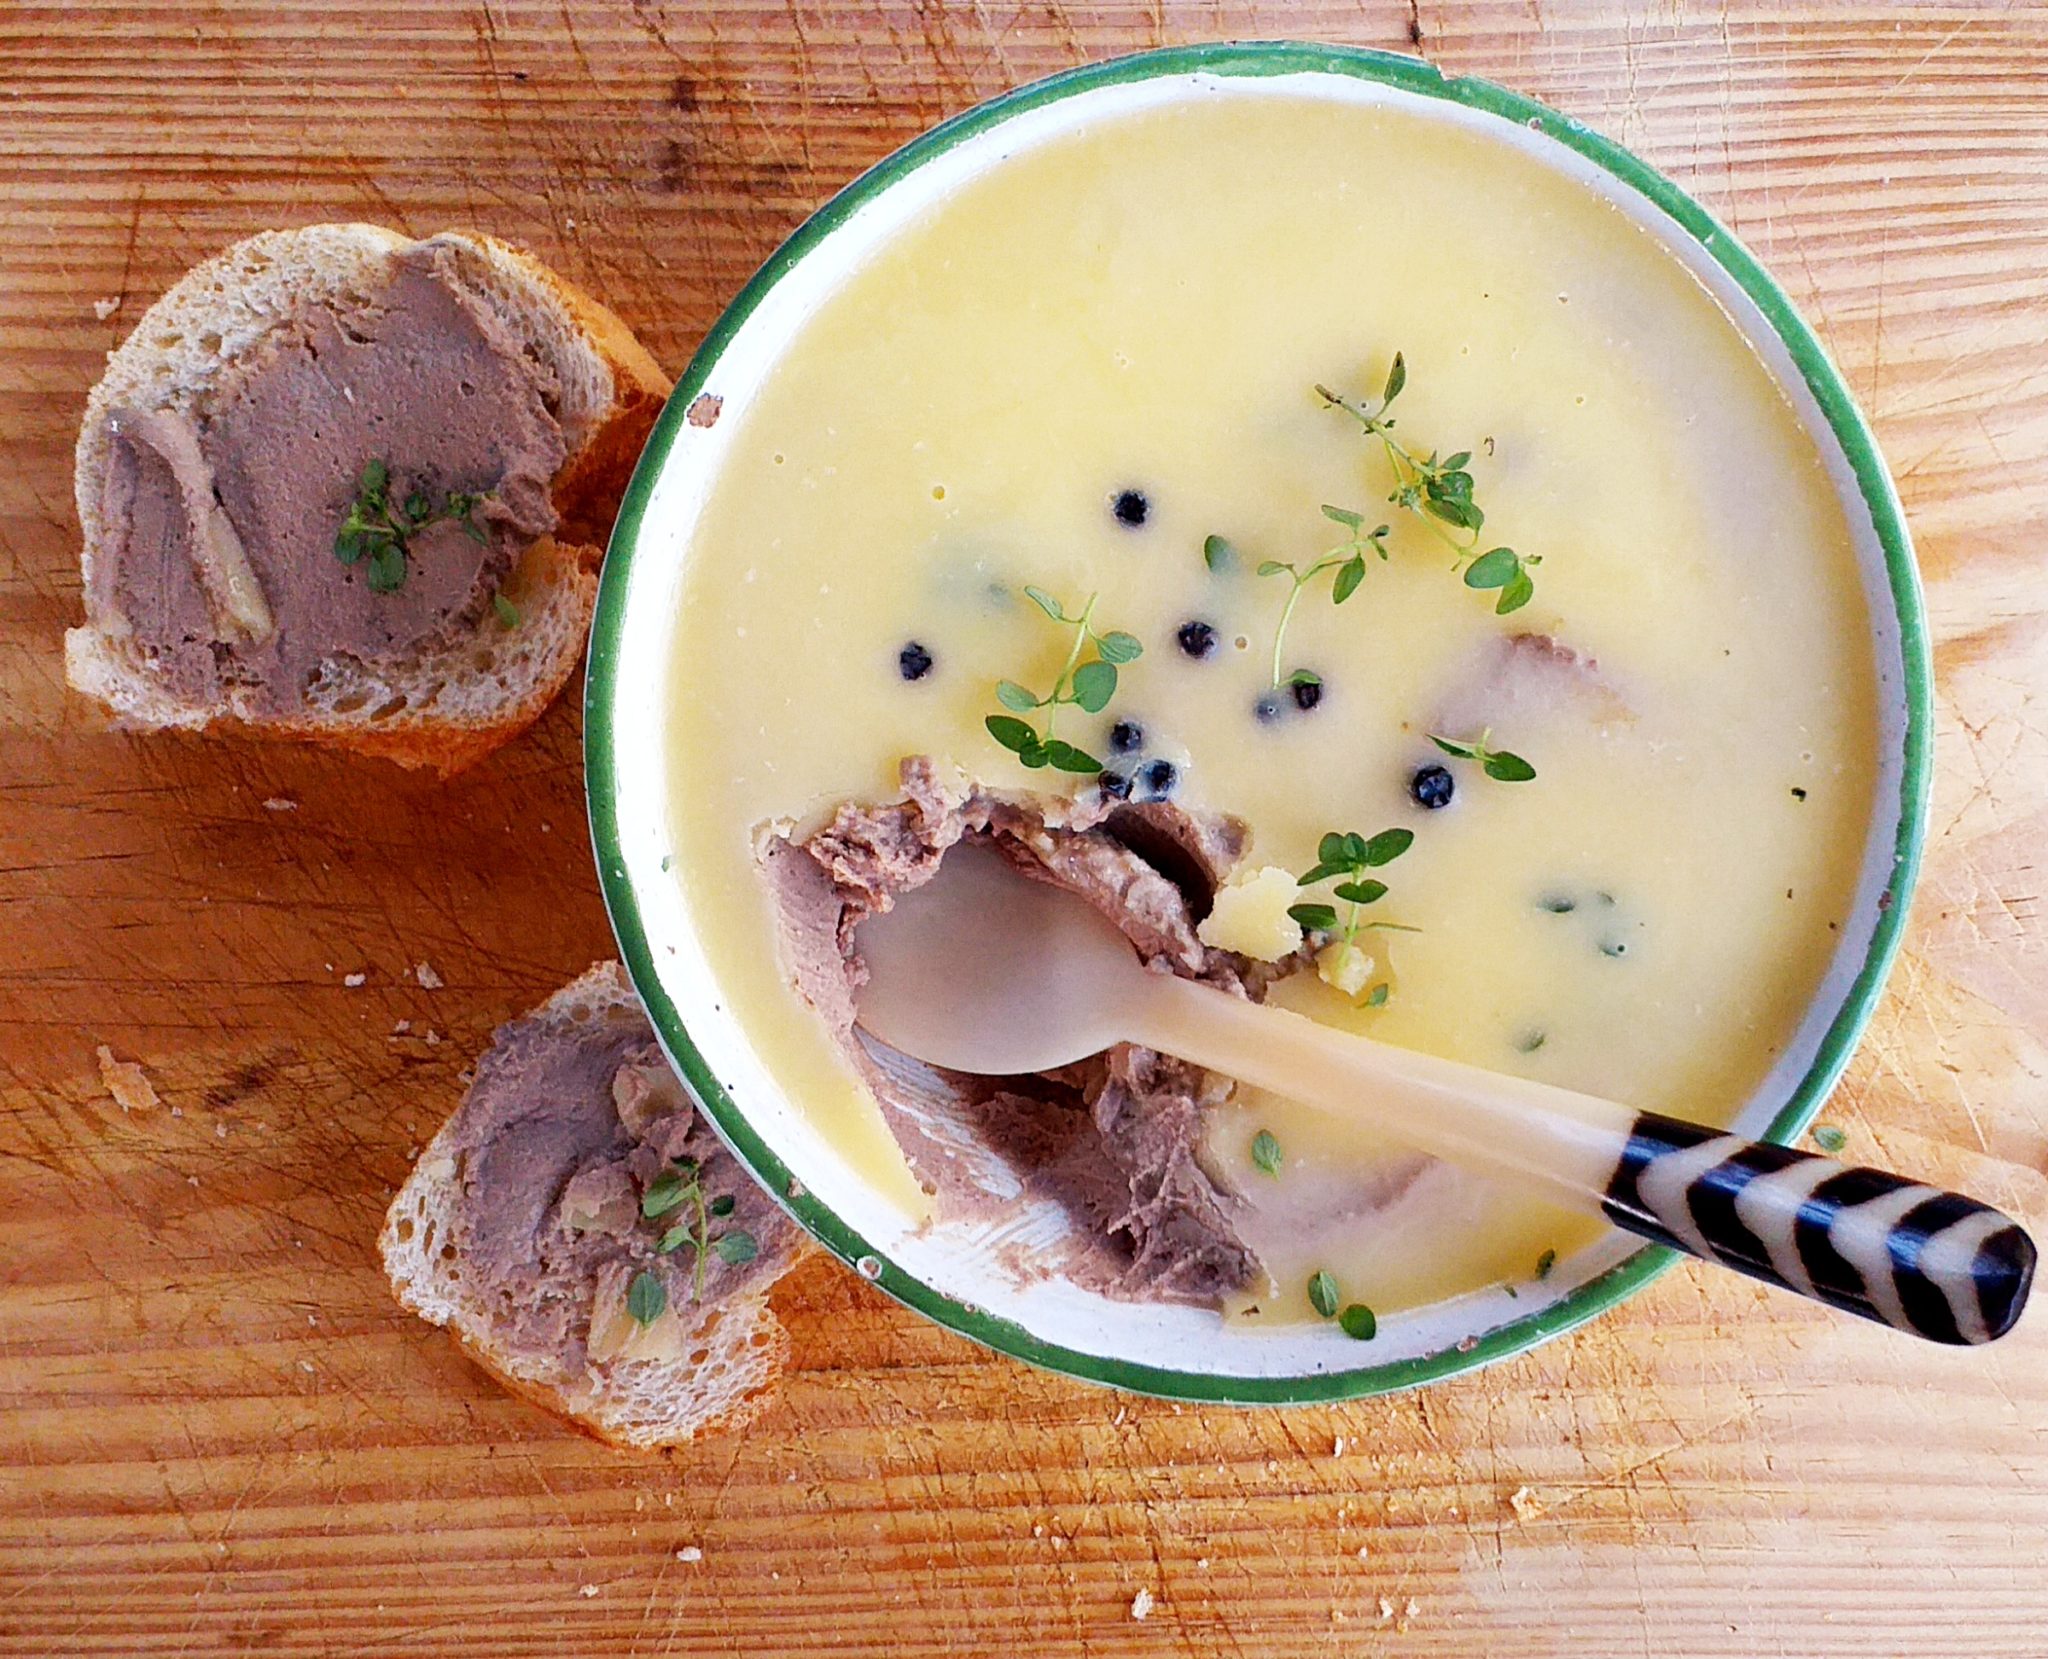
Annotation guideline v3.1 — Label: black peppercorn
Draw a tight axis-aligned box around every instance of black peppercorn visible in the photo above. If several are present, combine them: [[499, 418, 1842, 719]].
[[1411, 764, 1455, 809]]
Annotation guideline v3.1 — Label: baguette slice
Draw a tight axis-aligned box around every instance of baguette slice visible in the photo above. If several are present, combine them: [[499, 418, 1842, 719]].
[[381, 964, 805, 1452], [68, 224, 671, 774]]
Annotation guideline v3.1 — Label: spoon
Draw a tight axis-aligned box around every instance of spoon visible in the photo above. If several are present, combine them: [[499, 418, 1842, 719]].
[[855, 846, 2035, 1344]]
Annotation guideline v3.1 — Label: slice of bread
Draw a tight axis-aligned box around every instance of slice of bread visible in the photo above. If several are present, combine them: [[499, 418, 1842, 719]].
[[380, 964, 806, 1452], [67, 224, 671, 774]]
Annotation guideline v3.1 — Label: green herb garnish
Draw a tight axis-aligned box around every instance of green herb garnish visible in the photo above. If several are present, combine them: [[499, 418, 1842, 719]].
[[1338, 1303, 1378, 1341], [644, 1156, 753, 1300], [1250, 506, 1392, 689], [641, 1168, 689, 1218], [1535, 1248, 1557, 1281], [1288, 829, 1418, 950], [985, 588, 1142, 775], [492, 592, 521, 628], [1307, 1270, 1340, 1319], [712, 1230, 759, 1265], [333, 458, 490, 594], [1250, 1129, 1284, 1177], [1430, 731, 1537, 783], [626, 1268, 667, 1327], [1812, 1125, 1847, 1155], [1316, 355, 1541, 614]]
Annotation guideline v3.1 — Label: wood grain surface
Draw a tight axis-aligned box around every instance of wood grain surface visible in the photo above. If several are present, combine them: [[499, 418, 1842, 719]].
[[5, 4, 2048, 1654]]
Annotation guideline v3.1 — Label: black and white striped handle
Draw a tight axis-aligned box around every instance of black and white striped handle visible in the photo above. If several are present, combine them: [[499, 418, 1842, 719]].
[[1604, 1112, 2035, 1344]]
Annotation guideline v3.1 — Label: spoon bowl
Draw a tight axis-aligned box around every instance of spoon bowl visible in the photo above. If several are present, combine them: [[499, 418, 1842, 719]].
[[855, 845, 1148, 1074]]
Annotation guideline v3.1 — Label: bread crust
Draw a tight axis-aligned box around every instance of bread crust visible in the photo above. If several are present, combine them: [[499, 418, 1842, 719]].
[[452, 234, 672, 550], [66, 225, 672, 774]]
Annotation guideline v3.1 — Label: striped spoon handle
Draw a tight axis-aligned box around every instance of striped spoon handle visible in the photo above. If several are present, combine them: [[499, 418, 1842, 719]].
[[1603, 1112, 2036, 1344], [1112, 975, 2032, 1345]]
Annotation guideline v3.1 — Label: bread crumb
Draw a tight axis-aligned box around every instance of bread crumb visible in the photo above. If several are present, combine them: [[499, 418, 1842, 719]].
[[343, 972, 367, 988], [414, 960, 444, 989], [674, 1545, 702, 1562], [1130, 1588, 1154, 1621], [262, 796, 297, 812], [424, 1029, 442, 1046], [1509, 1485, 1545, 1521], [298, 1361, 314, 1374], [1332, 1435, 1346, 1456], [391, 1019, 411, 1036], [96, 1046, 159, 1111], [1356, 1545, 1370, 1561], [93, 295, 121, 320], [578, 1584, 599, 1598], [1378, 1597, 1395, 1623], [686, 392, 724, 428], [1196, 1557, 1209, 1570]]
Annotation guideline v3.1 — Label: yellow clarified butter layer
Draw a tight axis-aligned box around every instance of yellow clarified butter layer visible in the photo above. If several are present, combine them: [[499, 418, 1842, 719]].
[[664, 94, 1879, 1323]]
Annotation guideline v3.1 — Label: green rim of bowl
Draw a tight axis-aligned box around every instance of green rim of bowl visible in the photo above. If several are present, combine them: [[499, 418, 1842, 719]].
[[586, 41, 1932, 1404]]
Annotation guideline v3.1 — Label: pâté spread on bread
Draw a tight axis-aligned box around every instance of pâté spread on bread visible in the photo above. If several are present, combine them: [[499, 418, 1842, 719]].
[[68, 224, 668, 771], [93, 244, 561, 708], [383, 964, 804, 1451]]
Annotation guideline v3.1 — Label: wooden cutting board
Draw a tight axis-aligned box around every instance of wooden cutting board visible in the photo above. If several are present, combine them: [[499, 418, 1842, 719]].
[[4, 5, 2046, 1654]]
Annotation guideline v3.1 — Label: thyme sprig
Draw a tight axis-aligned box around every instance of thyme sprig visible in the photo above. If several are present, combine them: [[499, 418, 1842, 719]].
[[1288, 828, 1418, 945], [1290, 829, 1417, 1007], [629, 1157, 759, 1323], [333, 459, 490, 595], [1242, 508, 1392, 690], [1316, 355, 1541, 615], [1429, 730, 1538, 783], [985, 587, 1143, 775]]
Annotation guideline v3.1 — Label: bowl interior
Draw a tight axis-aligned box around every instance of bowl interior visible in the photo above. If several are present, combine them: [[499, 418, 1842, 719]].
[[588, 45, 1928, 1402]]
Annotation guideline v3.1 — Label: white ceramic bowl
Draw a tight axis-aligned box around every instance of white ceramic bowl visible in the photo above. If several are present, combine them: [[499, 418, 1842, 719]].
[[587, 44, 1929, 1402]]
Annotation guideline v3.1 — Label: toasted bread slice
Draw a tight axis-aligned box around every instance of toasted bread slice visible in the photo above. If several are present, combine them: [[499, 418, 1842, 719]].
[[380, 964, 805, 1452], [67, 224, 671, 774]]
